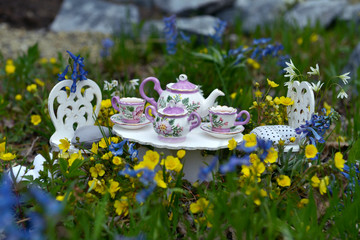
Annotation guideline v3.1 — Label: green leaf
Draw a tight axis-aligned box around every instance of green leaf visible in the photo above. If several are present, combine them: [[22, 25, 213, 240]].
[[59, 158, 68, 175], [169, 119, 175, 125], [347, 138, 360, 163], [182, 98, 189, 105]]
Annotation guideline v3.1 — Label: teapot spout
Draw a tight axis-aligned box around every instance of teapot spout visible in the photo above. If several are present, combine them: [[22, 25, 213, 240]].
[[202, 89, 225, 117]]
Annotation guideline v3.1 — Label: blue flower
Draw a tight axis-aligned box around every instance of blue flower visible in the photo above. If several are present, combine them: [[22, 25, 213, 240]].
[[136, 184, 156, 203], [109, 139, 128, 156], [220, 155, 250, 174], [211, 19, 227, 44], [163, 15, 178, 55], [198, 157, 218, 181], [128, 142, 138, 160], [237, 141, 257, 153], [58, 65, 69, 82], [138, 169, 156, 186], [256, 138, 273, 160], [119, 164, 141, 177], [100, 38, 114, 58], [253, 38, 271, 45], [179, 31, 191, 43], [64, 50, 88, 93], [29, 186, 63, 216]]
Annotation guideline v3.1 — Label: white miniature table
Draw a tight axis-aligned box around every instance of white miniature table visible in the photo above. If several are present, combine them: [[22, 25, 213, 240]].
[[112, 124, 243, 182]]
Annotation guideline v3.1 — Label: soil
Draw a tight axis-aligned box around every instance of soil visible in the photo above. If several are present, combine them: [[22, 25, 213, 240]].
[[0, 0, 63, 29]]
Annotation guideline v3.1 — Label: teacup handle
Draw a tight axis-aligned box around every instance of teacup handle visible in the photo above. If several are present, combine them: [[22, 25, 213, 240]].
[[188, 112, 201, 131], [139, 77, 164, 110], [234, 110, 250, 126], [145, 105, 157, 123], [111, 96, 120, 112]]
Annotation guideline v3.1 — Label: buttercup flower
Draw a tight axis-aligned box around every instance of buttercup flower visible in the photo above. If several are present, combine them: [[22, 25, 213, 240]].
[[267, 78, 279, 88], [190, 198, 210, 214], [228, 138, 237, 150], [108, 180, 120, 198], [305, 144, 318, 160], [311, 175, 320, 188], [319, 176, 329, 195], [334, 152, 345, 171], [90, 164, 105, 178], [31, 115, 42, 126], [112, 156, 123, 165], [114, 197, 129, 216], [90, 142, 98, 154], [264, 147, 278, 164], [0, 152, 16, 161], [255, 90, 262, 98], [15, 94, 22, 101], [35, 78, 45, 87], [279, 96, 294, 106], [27, 84, 37, 93], [310, 33, 319, 42], [177, 150, 186, 159], [277, 175, 291, 187], [162, 155, 183, 172], [5, 64, 15, 75], [154, 170, 167, 188], [59, 138, 70, 152]]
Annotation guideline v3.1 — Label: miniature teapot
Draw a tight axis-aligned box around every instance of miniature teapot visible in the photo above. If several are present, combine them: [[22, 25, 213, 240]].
[[140, 74, 225, 118], [145, 100, 201, 143]]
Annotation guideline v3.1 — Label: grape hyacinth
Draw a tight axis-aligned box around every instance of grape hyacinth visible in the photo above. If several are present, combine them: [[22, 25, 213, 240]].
[[163, 15, 177, 55], [211, 19, 227, 44]]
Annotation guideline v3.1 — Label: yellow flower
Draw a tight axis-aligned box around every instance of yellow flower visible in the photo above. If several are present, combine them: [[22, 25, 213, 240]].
[[305, 144, 318, 159], [260, 189, 268, 197], [31, 115, 42, 126], [56, 195, 65, 201], [273, 97, 281, 105], [277, 175, 291, 187], [6, 59, 13, 65], [0, 152, 16, 161], [114, 197, 129, 216], [337, 136, 346, 143], [90, 142, 98, 154], [26, 84, 37, 93], [265, 95, 273, 101], [15, 94, 22, 101], [323, 102, 331, 116], [98, 138, 108, 148], [90, 163, 105, 178], [278, 139, 285, 146], [162, 155, 183, 172], [279, 96, 294, 106], [247, 58, 260, 69], [254, 198, 261, 206], [289, 137, 296, 143], [255, 90, 263, 98], [267, 78, 279, 88], [0, 142, 5, 153], [101, 99, 112, 109], [264, 147, 278, 164], [68, 150, 83, 166], [230, 92, 237, 100], [199, 48, 208, 54], [5, 64, 15, 75], [50, 57, 57, 64], [190, 198, 209, 214], [101, 151, 113, 160], [319, 176, 329, 195], [311, 175, 320, 188], [154, 170, 167, 188], [297, 198, 309, 208], [88, 178, 106, 194], [141, 150, 160, 170], [34, 78, 45, 87], [227, 138, 237, 150], [112, 156, 123, 165], [334, 152, 345, 171], [297, 37, 303, 45], [177, 150, 186, 159], [59, 138, 71, 152], [243, 134, 257, 148], [108, 180, 121, 198], [39, 58, 48, 64], [310, 33, 319, 43]]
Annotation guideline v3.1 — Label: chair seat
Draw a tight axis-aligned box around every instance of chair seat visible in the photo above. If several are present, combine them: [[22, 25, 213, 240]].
[[250, 125, 298, 145]]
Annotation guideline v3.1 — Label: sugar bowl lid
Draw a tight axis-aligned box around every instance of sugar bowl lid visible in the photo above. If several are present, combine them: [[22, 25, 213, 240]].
[[167, 74, 198, 92], [158, 100, 188, 117]]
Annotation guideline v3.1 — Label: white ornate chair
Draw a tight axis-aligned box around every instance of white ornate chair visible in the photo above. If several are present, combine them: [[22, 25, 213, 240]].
[[48, 79, 102, 152], [251, 81, 315, 152]]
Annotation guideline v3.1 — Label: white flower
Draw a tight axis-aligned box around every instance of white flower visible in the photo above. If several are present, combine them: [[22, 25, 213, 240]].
[[128, 79, 139, 90], [337, 89, 348, 99], [307, 64, 320, 76], [310, 81, 324, 92], [285, 59, 296, 71], [283, 59, 297, 82], [104, 80, 118, 91], [338, 72, 350, 85], [111, 80, 119, 88], [103, 80, 111, 90]]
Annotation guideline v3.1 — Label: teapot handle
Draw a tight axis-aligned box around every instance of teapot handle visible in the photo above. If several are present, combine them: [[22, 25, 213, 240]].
[[145, 105, 157, 123], [234, 110, 250, 126], [139, 77, 163, 110], [188, 112, 201, 131]]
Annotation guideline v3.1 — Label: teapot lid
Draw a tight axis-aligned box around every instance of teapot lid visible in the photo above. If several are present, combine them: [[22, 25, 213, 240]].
[[158, 100, 187, 117], [167, 74, 199, 92]]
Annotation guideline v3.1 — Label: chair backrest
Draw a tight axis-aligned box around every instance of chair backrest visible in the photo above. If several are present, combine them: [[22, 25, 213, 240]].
[[48, 79, 102, 141], [286, 81, 315, 129]]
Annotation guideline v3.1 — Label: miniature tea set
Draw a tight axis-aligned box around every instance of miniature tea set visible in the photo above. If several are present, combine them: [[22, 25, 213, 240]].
[[110, 74, 250, 143]]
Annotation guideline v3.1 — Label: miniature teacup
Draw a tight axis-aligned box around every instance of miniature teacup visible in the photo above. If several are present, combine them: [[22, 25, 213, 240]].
[[111, 97, 145, 123], [209, 105, 250, 132]]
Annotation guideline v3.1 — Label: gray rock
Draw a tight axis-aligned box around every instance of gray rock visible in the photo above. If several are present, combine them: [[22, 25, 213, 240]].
[[50, 0, 139, 34], [217, 0, 286, 32], [342, 42, 360, 83], [285, 0, 347, 28], [154, 0, 234, 15], [71, 125, 110, 148], [339, 3, 360, 21], [142, 15, 220, 40]]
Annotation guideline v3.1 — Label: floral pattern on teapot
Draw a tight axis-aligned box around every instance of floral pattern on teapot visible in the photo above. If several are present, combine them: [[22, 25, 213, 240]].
[[158, 94, 201, 114]]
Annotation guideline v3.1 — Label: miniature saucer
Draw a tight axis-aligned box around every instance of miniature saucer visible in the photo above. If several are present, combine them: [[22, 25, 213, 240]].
[[110, 114, 151, 130], [200, 123, 244, 139]]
